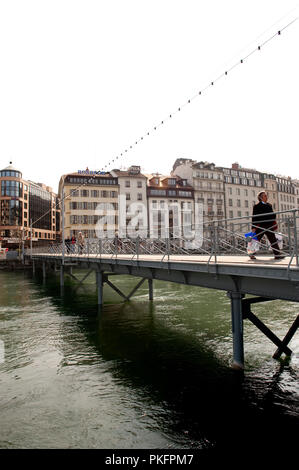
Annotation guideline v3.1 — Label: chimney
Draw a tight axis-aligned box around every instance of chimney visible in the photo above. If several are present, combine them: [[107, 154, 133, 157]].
[[232, 162, 239, 170]]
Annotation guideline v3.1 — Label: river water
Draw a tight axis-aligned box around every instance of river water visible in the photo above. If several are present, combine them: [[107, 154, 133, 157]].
[[0, 269, 298, 452]]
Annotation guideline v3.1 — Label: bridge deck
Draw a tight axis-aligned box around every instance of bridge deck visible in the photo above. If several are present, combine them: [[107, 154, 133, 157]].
[[32, 252, 297, 266], [30, 253, 299, 302], [29, 252, 299, 367]]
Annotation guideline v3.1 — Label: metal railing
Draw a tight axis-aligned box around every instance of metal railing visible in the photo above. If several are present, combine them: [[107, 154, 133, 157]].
[[26, 208, 299, 267]]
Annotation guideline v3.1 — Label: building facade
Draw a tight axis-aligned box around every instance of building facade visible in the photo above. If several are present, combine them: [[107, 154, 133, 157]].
[[0, 164, 60, 244], [220, 163, 263, 232], [146, 173, 194, 239], [110, 166, 148, 238], [172, 158, 225, 240], [58, 170, 119, 239]]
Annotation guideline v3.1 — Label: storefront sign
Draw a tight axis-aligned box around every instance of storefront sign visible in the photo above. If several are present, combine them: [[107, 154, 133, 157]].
[[77, 170, 106, 175]]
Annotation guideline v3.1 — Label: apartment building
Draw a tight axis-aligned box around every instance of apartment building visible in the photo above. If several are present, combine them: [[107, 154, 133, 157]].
[[110, 165, 148, 238], [0, 163, 60, 244], [263, 174, 278, 210], [172, 158, 225, 239], [221, 163, 263, 231], [275, 175, 296, 212], [58, 169, 119, 239], [147, 173, 194, 239]]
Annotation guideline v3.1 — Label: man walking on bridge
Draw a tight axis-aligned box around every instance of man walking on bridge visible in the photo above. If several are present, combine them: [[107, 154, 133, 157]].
[[250, 191, 284, 260]]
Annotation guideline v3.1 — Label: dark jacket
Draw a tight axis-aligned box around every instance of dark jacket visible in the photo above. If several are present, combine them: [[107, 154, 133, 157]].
[[252, 201, 276, 229]]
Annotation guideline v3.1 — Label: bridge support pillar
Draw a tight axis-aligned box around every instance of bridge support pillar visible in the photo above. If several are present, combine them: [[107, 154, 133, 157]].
[[229, 291, 244, 370], [96, 270, 103, 306], [148, 278, 154, 301], [42, 261, 46, 281], [32, 260, 35, 276], [60, 264, 64, 287]]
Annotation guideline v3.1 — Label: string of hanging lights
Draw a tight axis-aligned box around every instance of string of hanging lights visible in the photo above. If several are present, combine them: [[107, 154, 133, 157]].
[[30, 17, 298, 229]]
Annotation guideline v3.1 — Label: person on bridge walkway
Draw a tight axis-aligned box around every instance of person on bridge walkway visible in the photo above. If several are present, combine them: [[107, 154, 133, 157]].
[[78, 232, 85, 255], [251, 191, 284, 260]]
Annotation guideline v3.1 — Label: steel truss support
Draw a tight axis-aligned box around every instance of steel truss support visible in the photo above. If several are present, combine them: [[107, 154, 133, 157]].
[[96, 270, 103, 306], [228, 291, 244, 370], [242, 297, 298, 359], [65, 268, 94, 287], [104, 275, 148, 302], [60, 264, 64, 287], [42, 261, 46, 281], [148, 278, 154, 301]]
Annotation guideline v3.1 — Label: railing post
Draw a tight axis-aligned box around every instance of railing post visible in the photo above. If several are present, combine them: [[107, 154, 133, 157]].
[[61, 190, 65, 265], [293, 210, 298, 266], [287, 218, 291, 255], [30, 219, 33, 259], [166, 237, 170, 261], [233, 224, 237, 253], [136, 235, 140, 261], [99, 239, 102, 260], [214, 223, 218, 263]]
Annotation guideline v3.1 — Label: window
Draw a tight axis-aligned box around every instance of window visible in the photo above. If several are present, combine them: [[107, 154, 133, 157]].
[[137, 193, 142, 200], [150, 189, 166, 196], [229, 211, 233, 218], [237, 200, 241, 207], [229, 199, 233, 206], [81, 190, 89, 197], [245, 200, 248, 208], [137, 181, 142, 188], [125, 181, 130, 188], [126, 193, 130, 201], [168, 178, 176, 185]]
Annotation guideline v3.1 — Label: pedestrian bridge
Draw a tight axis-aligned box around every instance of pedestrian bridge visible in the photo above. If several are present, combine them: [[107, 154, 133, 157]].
[[28, 249, 299, 371], [25, 210, 299, 369]]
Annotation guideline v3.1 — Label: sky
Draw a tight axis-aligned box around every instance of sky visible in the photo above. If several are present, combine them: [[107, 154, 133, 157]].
[[0, 0, 298, 193]]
